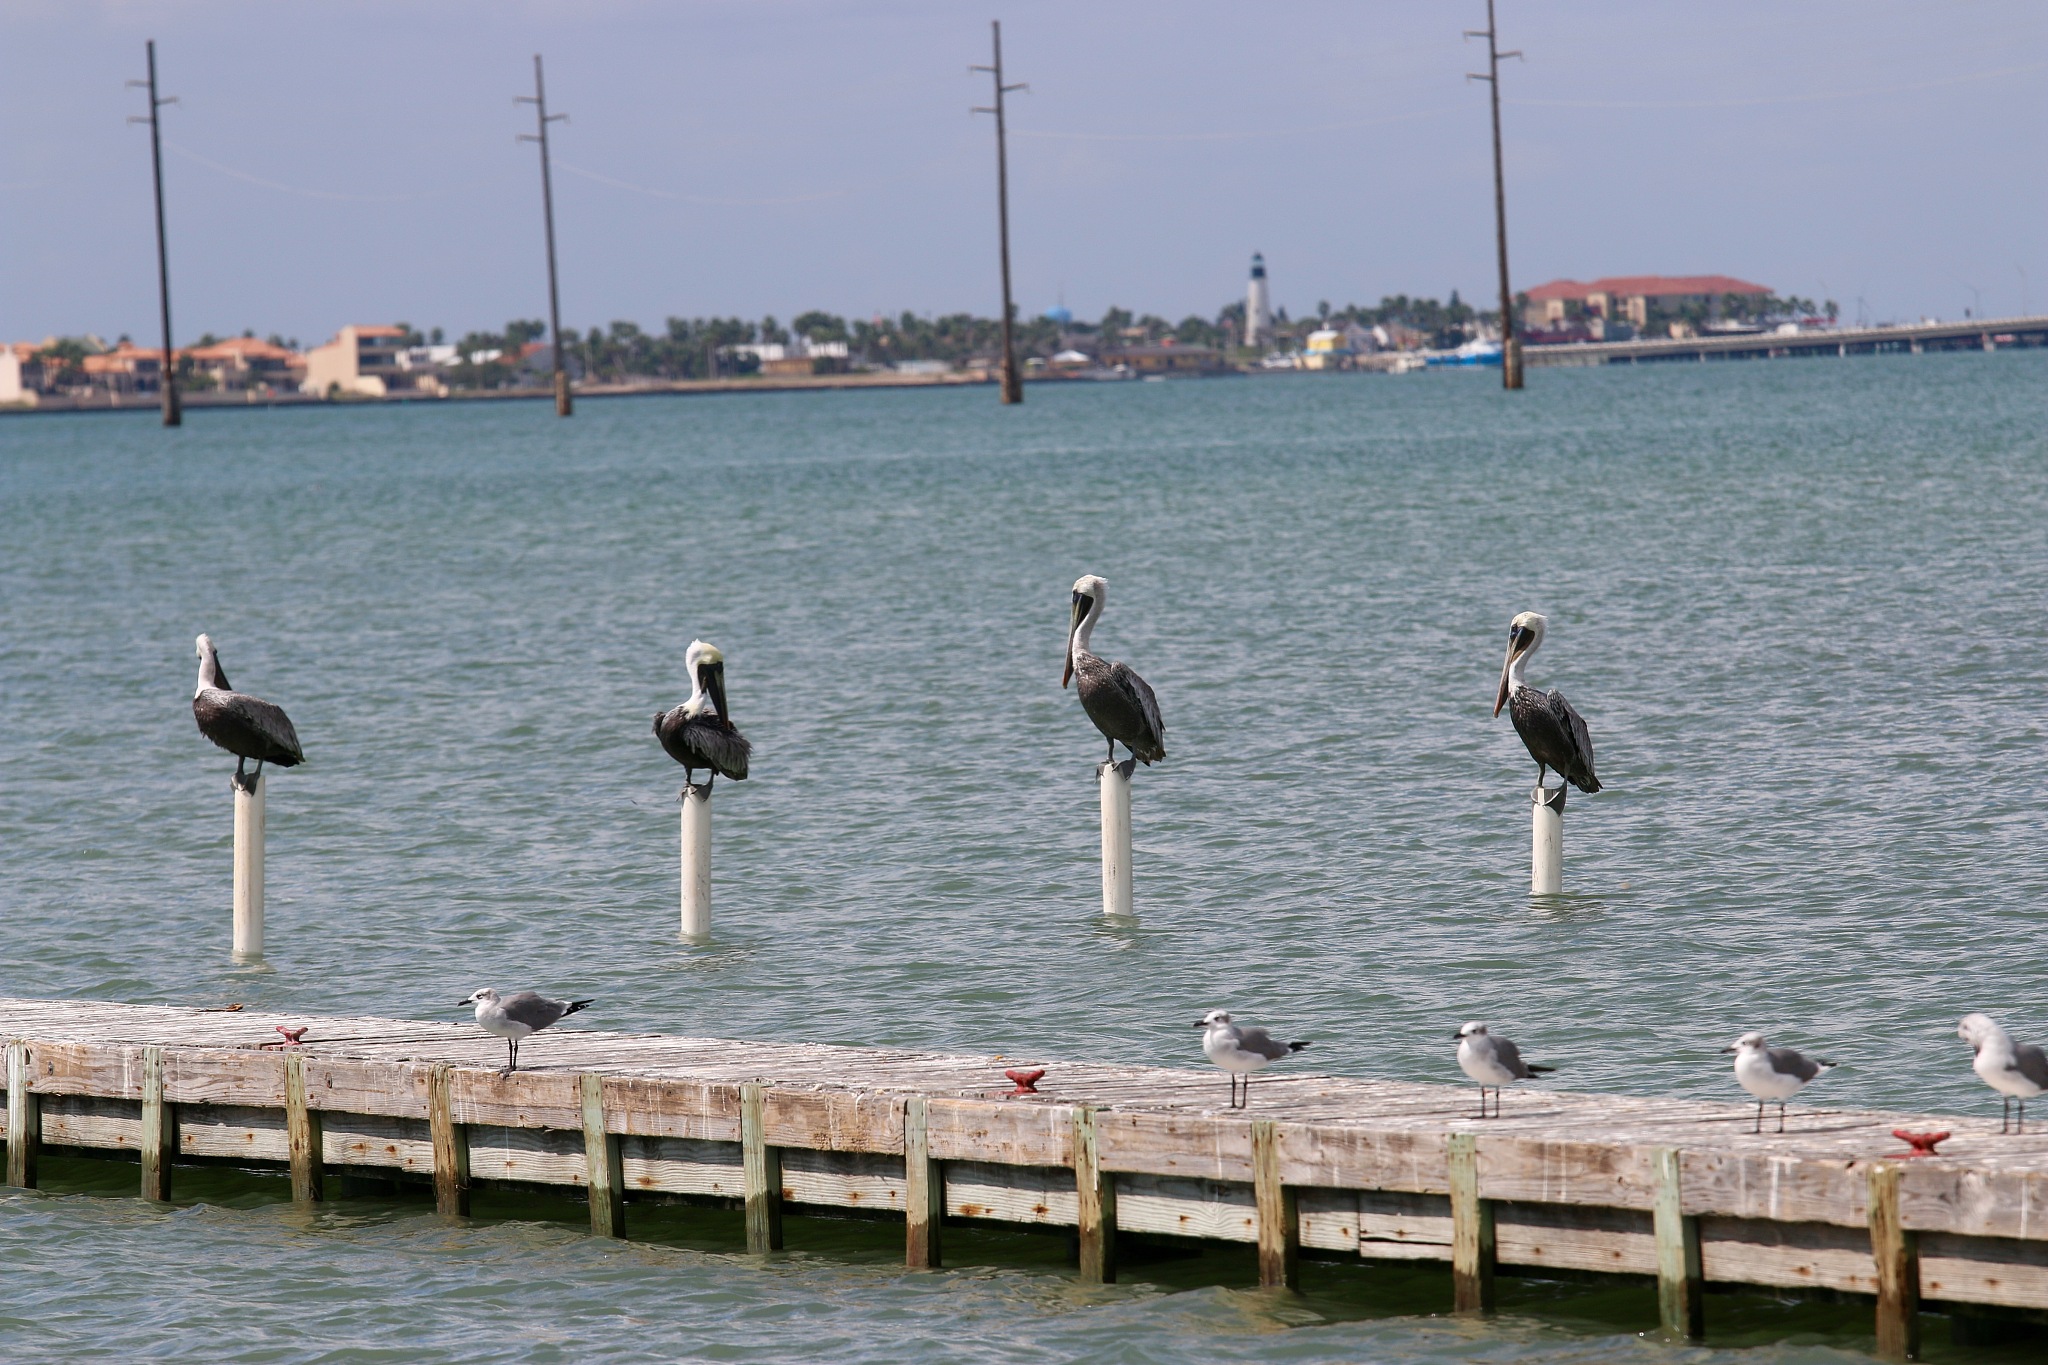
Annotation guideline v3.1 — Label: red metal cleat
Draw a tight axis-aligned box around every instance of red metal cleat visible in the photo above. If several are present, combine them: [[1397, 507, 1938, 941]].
[[1003, 1068, 1045, 1095], [261, 1025, 310, 1049], [1891, 1129, 1949, 1158]]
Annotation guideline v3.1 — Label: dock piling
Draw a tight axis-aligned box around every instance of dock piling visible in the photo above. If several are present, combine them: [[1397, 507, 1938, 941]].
[[1073, 1106, 1116, 1283], [1869, 1163, 1921, 1361], [428, 1063, 470, 1217], [680, 783, 712, 939], [6, 1041, 37, 1188], [233, 773, 265, 957], [1530, 783, 1564, 895], [1653, 1147, 1703, 1339], [285, 1052, 323, 1204], [1449, 1133, 1496, 1311], [904, 1096, 942, 1268], [140, 1046, 175, 1200], [1251, 1119, 1300, 1290], [742, 1083, 783, 1252], [581, 1072, 625, 1237], [1098, 760, 1133, 918]]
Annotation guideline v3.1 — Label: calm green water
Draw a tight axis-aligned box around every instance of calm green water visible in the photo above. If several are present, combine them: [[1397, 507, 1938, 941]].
[[1, 357, 2045, 1361]]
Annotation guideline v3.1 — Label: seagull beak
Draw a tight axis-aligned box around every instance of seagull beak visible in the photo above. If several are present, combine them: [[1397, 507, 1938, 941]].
[[1719, 1045, 1737, 1053], [1062, 594, 1086, 688], [1192, 1020, 1208, 1029]]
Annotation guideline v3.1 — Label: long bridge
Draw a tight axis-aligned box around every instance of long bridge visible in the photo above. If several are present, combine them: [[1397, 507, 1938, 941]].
[[1526, 313, 2048, 367]]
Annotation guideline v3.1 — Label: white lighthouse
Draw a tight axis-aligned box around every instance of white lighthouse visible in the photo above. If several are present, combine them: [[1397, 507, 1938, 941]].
[[1245, 252, 1274, 350]]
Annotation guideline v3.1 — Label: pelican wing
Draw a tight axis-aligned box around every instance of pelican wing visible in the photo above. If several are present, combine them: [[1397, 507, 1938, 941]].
[[1546, 689, 1600, 793], [1110, 661, 1166, 762], [194, 689, 303, 765], [656, 708, 751, 780]]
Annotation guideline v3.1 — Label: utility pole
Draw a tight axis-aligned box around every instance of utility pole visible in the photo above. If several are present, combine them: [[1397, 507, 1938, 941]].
[[128, 41, 180, 427], [1466, 0, 1524, 390], [517, 55, 572, 417], [973, 21, 1026, 405]]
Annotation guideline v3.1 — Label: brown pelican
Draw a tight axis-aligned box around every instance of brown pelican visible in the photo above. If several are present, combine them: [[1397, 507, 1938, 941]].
[[457, 987, 593, 1073], [1492, 612, 1600, 793], [192, 634, 303, 793], [654, 639, 751, 794], [1455, 1022, 1555, 1118], [1062, 575, 1165, 767]]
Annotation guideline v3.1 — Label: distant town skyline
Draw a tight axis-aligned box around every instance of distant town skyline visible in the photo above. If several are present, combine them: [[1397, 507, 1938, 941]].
[[2, 1, 2042, 345]]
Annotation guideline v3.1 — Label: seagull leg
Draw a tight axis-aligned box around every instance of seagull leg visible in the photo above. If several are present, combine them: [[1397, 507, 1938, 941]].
[[1753, 1100, 1763, 1134], [2019, 1098, 2027, 1135], [1777, 1102, 1788, 1134]]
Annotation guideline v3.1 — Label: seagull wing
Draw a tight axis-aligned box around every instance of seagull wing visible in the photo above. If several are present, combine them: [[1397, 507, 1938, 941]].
[[499, 992, 569, 1031], [1492, 1034, 1534, 1079], [1767, 1045, 1821, 1082], [1233, 1026, 1295, 1061], [2015, 1041, 2048, 1089]]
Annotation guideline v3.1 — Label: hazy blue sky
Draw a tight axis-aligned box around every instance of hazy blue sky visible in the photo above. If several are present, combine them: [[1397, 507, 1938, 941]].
[[3, 1, 2042, 346]]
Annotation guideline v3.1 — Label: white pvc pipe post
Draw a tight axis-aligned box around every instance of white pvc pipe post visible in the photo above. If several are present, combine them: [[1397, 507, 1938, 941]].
[[680, 783, 712, 939], [1530, 784, 1565, 896], [233, 774, 265, 957], [1099, 760, 1134, 918]]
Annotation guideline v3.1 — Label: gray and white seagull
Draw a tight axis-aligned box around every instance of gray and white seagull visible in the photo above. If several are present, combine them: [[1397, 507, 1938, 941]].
[[1455, 1021, 1555, 1118], [1958, 1013, 2048, 1134], [458, 988, 594, 1073], [1724, 1032, 1836, 1133], [1195, 1009, 1310, 1109]]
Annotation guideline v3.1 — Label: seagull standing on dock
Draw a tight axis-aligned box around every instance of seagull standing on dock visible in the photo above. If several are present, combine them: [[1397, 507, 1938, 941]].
[[1493, 612, 1600, 794], [1958, 1013, 2048, 1134], [1455, 1022, 1555, 1119], [654, 639, 752, 795], [192, 634, 304, 793], [1724, 1032, 1836, 1133], [458, 988, 593, 1073], [1195, 1009, 1310, 1109], [1063, 575, 1165, 769]]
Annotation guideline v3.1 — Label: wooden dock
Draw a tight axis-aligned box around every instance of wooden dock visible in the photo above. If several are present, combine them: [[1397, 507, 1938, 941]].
[[8, 997, 2048, 1357]]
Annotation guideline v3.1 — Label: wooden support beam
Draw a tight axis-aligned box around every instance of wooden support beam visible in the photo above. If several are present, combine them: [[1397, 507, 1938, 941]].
[[904, 1096, 942, 1269], [581, 1072, 625, 1237], [285, 1052, 323, 1204], [741, 1082, 783, 1253], [1073, 1105, 1116, 1283], [1869, 1162, 1921, 1361], [1652, 1147, 1702, 1339], [140, 1046, 175, 1201], [5, 1041, 37, 1189], [428, 1063, 470, 1217], [1448, 1133, 1495, 1312], [1251, 1119, 1299, 1290]]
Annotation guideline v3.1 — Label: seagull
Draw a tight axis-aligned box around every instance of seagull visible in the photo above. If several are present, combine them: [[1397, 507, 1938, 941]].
[[192, 634, 304, 793], [1064, 575, 1165, 770], [654, 639, 751, 795], [1958, 1013, 2048, 1134], [458, 988, 593, 1073], [1493, 612, 1600, 795], [1724, 1032, 1836, 1133], [1195, 1009, 1310, 1109], [1455, 1022, 1555, 1118]]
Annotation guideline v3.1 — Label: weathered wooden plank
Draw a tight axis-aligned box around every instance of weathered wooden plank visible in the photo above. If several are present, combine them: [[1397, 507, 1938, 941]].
[[1297, 1187, 1359, 1254], [446, 1067, 582, 1132], [905, 1097, 940, 1268], [428, 1064, 469, 1214], [1098, 1108, 1255, 1183], [925, 1097, 1070, 1167], [1252, 1120, 1298, 1290], [778, 1147, 904, 1213], [1359, 1189, 1453, 1260], [7, 1041, 38, 1188], [305, 1057, 433, 1122], [322, 1112, 435, 1173], [742, 1083, 783, 1252], [599, 1076, 740, 1143], [1075, 1107, 1115, 1283], [1919, 1231, 2048, 1311], [1870, 1163, 1920, 1362], [1116, 1173, 1256, 1242], [1449, 1133, 1495, 1312], [1698, 1215, 1876, 1294], [620, 1135, 744, 1199], [467, 1122, 587, 1185], [286, 1053, 323, 1203], [1495, 1200, 1657, 1275], [36, 1093, 142, 1151], [1654, 1147, 1703, 1339], [176, 1103, 289, 1162], [945, 1161, 1078, 1226], [762, 1088, 904, 1155], [139, 1047, 173, 1200], [582, 1073, 624, 1237]]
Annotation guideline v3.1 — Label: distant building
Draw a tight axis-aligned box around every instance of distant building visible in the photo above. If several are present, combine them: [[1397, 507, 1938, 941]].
[[1245, 253, 1274, 349], [731, 337, 851, 377], [0, 343, 36, 403], [185, 336, 303, 392], [1301, 328, 1352, 370], [1099, 343, 1227, 374], [80, 341, 164, 395], [302, 325, 414, 397], [1523, 275, 1770, 332]]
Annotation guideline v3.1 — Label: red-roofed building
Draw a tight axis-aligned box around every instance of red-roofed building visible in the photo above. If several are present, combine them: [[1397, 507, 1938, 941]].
[[79, 341, 165, 394], [185, 336, 304, 392], [1523, 275, 1770, 332]]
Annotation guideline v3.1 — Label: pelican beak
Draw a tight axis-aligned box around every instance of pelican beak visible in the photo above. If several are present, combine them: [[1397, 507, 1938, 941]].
[[1062, 592, 1086, 688], [704, 660, 730, 724], [1492, 627, 1523, 717]]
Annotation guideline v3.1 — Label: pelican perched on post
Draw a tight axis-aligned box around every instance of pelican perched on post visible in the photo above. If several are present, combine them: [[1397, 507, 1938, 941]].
[[654, 639, 751, 795], [192, 634, 303, 793], [1063, 575, 1165, 767], [1492, 612, 1600, 793]]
